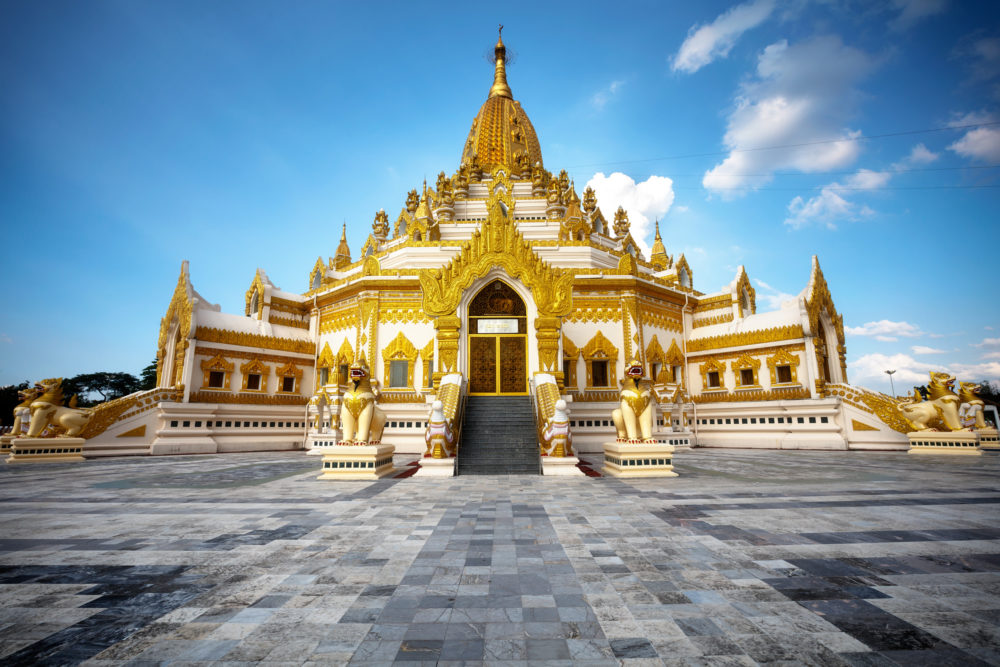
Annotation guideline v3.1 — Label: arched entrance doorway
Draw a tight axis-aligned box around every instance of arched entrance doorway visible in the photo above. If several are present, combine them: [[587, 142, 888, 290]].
[[467, 279, 528, 395]]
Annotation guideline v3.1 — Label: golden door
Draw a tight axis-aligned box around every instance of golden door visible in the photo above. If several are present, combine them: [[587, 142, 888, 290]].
[[469, 335, 527, 395]]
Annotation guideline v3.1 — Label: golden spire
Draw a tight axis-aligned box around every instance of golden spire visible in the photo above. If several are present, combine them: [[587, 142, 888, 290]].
[[489, 24, 512, 99], [651, 219, 668, 270], [334, 222, 352, 269]]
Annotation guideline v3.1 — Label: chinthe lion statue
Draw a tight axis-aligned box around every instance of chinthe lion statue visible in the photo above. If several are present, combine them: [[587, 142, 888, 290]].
[[612, 359, 655, 443], [11, 385, 41, 435], [339, 359, 386, 445], [27, 378, 93, 438], [898, 371, 962, 432], [540, 399, 573, 457], [958, 381, 987, 430], [424, 400, 456, 458]]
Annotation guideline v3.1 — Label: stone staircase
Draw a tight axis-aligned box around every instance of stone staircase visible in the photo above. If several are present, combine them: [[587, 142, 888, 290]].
[[457, 396, 541, 475]]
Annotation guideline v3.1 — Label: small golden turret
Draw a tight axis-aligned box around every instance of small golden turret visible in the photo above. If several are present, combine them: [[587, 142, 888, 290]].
[[650, 219, 669, 271], [489, 25, 513, 100], [334, 223, 352, 269]]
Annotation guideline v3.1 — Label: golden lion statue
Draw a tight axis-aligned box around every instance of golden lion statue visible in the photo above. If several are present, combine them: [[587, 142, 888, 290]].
[[898, 371, 962, 432], [958, 381, 987, 430], [27, 378, 93, 438], [11, 385, 40, 436], [339, 359, 386, 445], [612, 359, 655, 443]]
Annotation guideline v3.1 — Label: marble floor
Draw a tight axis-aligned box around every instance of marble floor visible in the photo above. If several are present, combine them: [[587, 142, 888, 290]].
[[0, 449, 999, 666]]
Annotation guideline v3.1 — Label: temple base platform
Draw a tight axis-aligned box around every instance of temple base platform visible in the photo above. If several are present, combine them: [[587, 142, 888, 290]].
[[907, 431, 980, 455], [542, 455, 585, 476], [317, 443, 396, 480], [7, 437, 86, 464], [976, 428, 999, 453], [305, 431, 340, 456], [414, 456, 455, 477], [602, 441, 678, 478]]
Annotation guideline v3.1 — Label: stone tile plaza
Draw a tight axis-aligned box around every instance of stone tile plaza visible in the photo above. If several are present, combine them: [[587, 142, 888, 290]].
[[2, 450, 1000, 665]]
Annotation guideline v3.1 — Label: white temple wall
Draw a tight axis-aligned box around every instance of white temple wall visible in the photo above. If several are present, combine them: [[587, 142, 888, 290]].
[[373, 320, 435, 393]]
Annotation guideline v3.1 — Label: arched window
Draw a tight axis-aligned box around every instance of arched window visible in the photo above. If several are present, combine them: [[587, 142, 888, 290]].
[[311, 272, 321, 290], [679, 267, 691, 288], [250, 289, 260, 318]]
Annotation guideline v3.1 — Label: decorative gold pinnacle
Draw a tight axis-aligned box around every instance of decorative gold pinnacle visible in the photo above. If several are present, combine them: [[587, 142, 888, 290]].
[[489, 24, 512, 99]]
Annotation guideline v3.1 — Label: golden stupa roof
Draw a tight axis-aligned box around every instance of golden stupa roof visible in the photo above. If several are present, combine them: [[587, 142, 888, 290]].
[[460, 28, 543, 173]]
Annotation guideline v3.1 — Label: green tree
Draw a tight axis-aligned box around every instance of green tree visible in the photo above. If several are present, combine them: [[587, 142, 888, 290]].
[[0, 382, 31, 426], [140, 359, 158, 390], [64, 372, 141, 407]]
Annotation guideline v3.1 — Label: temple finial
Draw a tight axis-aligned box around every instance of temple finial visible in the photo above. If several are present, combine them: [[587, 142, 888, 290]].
[[489, 27, 512, 99]]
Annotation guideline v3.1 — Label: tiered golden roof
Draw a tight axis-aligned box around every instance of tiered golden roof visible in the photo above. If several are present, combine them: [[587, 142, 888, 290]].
[[459, 27, 543, 174]]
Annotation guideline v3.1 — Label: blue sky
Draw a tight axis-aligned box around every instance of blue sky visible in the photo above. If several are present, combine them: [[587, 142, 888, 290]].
[[2, 0, 998, 394]]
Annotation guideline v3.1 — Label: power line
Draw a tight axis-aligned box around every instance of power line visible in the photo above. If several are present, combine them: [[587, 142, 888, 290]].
[[646, 164, 1000, 179], [566, 121, 1000, 169], [670, 184, 1000, 191]]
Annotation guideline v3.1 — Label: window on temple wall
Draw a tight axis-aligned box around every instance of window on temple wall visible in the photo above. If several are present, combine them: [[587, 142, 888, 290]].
[[426, 361, 434, 388], [650, 362, 661, 382], [311, 272, 321, 290], [592, 360, 609, 388], [281, 376, 296, 393], [740, 369, 755, 386], [679, 267, 691, 288], [672, 365, 683, 384], [777, 365, 793, 384], [319, 368, 329, 385], [208, 371, 225, 389], [250, 289, 259, 318], [338, 363, 349, 384], [246, 373, 262, 391], [706, 371, 721, 388], [389, 360, 409, 388]]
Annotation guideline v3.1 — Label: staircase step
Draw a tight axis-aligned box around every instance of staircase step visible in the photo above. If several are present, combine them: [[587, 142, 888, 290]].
[[457, 396, 541, 476]]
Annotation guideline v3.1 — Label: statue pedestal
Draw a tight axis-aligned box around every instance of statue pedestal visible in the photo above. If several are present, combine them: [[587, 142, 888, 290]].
[[907, 431, 981, 455], [976, 428, 999, 452], [7, 437, 86, 464], [542, 456, 584, 476], [414, 456, 455, 477], [0, 434, 15, 454], [602, 441, 678, 478], [317, 443, 396, 480], [305, 431, 340, 456]]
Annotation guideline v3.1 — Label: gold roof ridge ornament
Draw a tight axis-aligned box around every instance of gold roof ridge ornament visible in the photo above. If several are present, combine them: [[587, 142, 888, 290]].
[[419, 196, 573, 318], [489, 24, 512, 100], [460, 28, 543, 174]]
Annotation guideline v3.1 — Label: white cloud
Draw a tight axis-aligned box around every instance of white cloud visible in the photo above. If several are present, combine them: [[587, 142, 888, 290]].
[[845, 320, 925, 342], [974, 337, 1000, 349], [672, 0, 776, 74], [591, 80, 626, 110], [851, 352, 1000, 391], [703, 36, 876, 195], [911, 345, 947, 354], [0, 334, 11, 344], [889, 0, 948, 31], [753, 278, 796, 311], [849, 352, 938, 386], [950, 361, 1000, 382], [585, 172, 675, 258], [900, 143, 939, 166], [949, 124, 1000, 162], [783, 142, 929, 230]]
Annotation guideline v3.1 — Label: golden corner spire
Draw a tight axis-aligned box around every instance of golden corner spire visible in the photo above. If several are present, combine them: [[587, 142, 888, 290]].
[[488, 24, 513, 100]]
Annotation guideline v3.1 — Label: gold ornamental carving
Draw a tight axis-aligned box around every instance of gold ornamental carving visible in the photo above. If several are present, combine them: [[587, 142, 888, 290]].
[[238, 358, 270, 392], [196, 346, 311, 367], [582, 331, 618, 389], [693, 313, 734, 328], [382, 331, 419, 390], [244, 271, 267, 319], [851, 419, 879, 432], [692, 386, 811, 404], [419, 198, 572, 319], [686, 325, 804, 353], [698, 358, 726, 392], [195, 326, 315, 355], [200, 354, 234, 390], [730, 353, 762, 388], [157, 263, 195, 387], [766, 348, 801, 385], [188, 391, 309, 406], [317, 342, 336, 369]]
